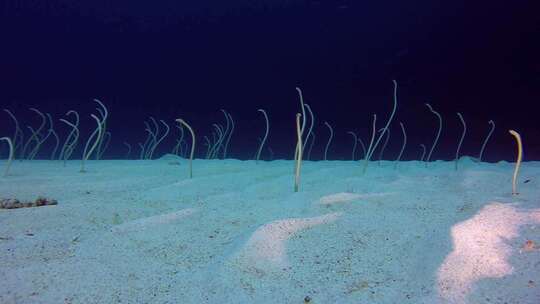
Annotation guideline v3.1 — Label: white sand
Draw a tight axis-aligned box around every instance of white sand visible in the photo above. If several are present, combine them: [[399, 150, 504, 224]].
[[1, 156, 539, 303]]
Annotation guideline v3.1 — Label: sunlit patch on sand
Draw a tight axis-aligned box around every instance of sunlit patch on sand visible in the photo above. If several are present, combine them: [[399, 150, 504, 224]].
[[317, 192, 390, 205], [234, 212, 341, 269], [437, 203, 540, 303], [111, 208, 197, 233]]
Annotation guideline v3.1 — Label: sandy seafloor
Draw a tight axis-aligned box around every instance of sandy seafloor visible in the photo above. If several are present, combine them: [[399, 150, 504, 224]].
[[1, 155, 539, 304]]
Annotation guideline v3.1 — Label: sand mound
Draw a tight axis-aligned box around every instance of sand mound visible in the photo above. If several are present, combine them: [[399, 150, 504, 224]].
[[157, 154, 183, 161]]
